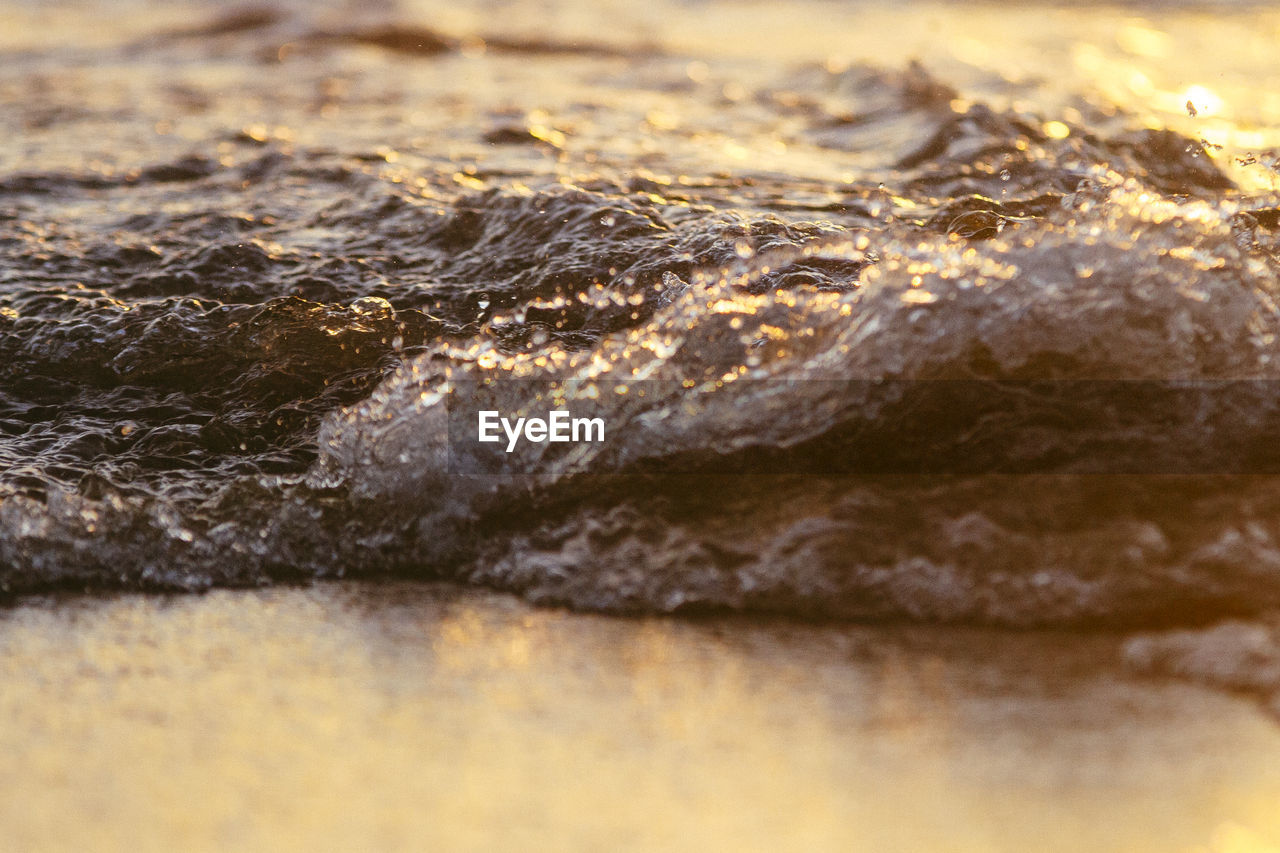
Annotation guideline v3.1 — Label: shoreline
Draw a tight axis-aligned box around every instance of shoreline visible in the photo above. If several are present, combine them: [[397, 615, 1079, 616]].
[[2, 580, 1278, 852]]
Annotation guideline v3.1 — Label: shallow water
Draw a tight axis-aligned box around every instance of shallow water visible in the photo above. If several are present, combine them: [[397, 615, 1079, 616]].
[[5, 0, 1280, 742], [2, 582, 1279, 852]]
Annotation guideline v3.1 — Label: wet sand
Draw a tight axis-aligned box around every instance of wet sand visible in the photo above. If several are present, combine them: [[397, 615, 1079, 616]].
[[2, 581, 1278, 852]]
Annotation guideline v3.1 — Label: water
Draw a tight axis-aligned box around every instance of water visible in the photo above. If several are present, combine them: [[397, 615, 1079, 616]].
[[5, 1, 1280, 711]]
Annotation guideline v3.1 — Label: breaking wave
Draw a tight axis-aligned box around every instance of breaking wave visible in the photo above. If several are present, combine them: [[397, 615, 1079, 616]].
[[5, 0, 1280, 636]]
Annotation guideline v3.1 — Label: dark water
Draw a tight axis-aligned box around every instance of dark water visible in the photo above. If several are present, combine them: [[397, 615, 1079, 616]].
[[4, 0, 1280, 687]]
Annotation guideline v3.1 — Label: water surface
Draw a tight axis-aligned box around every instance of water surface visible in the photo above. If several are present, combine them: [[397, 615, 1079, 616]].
[[4, 3, 1280, 842]]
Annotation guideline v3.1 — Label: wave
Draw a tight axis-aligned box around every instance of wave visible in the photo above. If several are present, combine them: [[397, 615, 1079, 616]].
[[4, 3, 1280, 633]]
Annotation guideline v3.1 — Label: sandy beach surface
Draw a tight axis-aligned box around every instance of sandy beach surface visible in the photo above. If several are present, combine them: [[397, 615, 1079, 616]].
[[2, 581, 1279, 852]]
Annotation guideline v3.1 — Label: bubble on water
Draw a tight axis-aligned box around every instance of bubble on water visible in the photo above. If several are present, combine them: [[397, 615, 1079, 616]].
[[350, 296, 393, 317]]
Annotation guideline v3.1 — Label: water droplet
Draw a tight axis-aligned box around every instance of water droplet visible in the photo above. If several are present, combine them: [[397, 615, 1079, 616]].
[[350, 296, 392, 317]]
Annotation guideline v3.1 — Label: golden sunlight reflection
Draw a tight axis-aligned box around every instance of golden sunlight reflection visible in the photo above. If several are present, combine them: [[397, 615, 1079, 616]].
[[1184, 85, 1225, 119], [2, 584, 1279, 852]]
